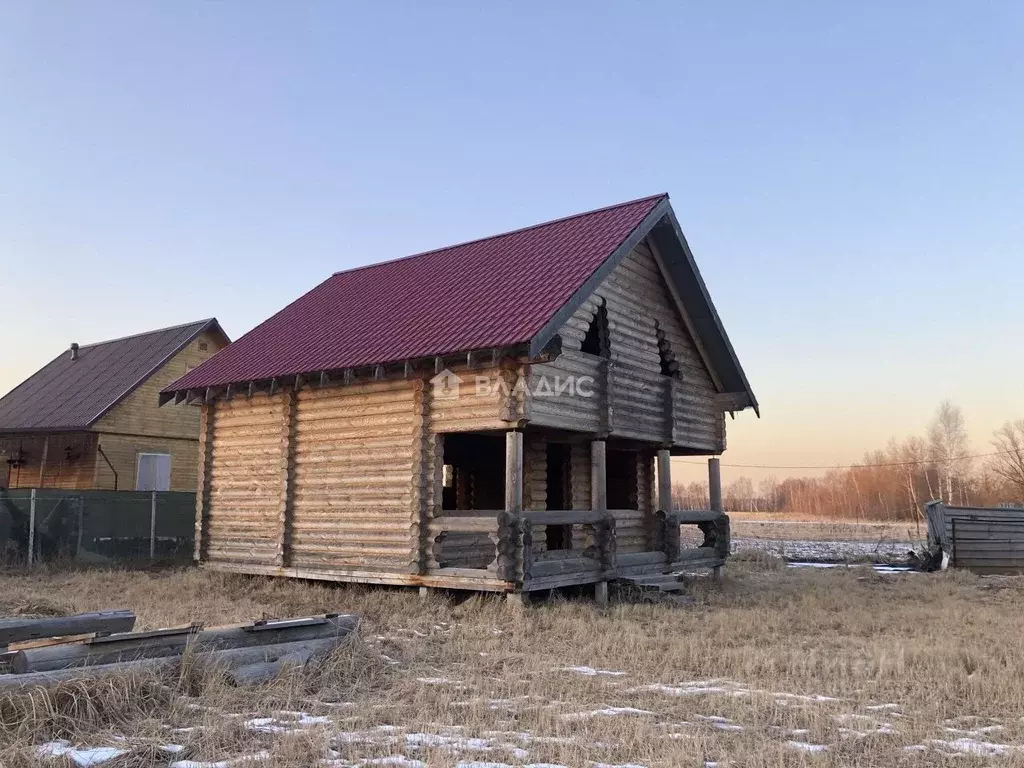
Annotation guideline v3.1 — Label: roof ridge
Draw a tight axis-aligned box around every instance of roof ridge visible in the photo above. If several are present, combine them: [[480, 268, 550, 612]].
[[331, 193, 668, 278], [78, 317, 216, 349]]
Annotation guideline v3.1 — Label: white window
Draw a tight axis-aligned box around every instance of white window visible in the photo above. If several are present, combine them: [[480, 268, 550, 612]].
[[136, 453, 171, 491]]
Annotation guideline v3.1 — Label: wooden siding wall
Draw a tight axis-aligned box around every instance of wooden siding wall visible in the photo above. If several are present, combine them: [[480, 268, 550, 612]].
[[529, 241, 724, 452], [1, 433, 98, 490], [94, 433, 198, 492], [95, 331, 227, 440]]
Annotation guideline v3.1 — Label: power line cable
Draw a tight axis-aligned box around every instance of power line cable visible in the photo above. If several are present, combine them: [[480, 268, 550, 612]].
[[677, 448, 1015, 471]]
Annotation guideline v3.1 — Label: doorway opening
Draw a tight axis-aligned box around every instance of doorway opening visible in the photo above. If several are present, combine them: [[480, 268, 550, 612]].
[[545, 442, 572, 550]]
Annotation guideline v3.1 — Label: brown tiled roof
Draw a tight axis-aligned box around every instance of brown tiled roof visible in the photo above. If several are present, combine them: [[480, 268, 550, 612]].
[[0, 319, 226, 432]]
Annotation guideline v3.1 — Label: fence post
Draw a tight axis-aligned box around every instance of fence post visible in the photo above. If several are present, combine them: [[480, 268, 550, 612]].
[[150, 491, 157, 560], [28, 489, 36, 565], [75, 496, 84, 557]]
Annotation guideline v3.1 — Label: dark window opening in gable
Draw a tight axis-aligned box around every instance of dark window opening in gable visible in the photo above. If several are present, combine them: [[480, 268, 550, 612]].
[[580, 299, 610, 358], [655, 321, 680, 379]]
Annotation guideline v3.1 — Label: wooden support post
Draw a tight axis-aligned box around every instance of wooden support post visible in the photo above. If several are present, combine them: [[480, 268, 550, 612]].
[[506, 430, 526, 591], [591, 439, 614, 588], [709, 457, 725, 580], [149, 491, 157, 560], [28, 489, 36, 566], [590, 440, 607, 513], [505, 430, 523, 515], [656, 449, 672, 513], [708, 457, 722, 514]]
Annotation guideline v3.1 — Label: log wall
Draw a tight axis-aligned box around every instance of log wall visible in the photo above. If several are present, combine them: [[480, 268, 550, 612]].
[[529, 241, 724, 452], [205, 393, 286, 565], [291, 381, 417, 571]]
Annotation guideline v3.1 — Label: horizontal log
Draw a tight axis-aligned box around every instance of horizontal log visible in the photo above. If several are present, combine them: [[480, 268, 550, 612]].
[[226, 650, 311, 686], [615, 551, 668, 568], [523, 510, 605, 525], [671, 510, 727, 523], [529, 558, 601, 579], [13, 616, 357, 673], [673, 547, 722, 562], [0, 611, 135, 647], [427, 516, 499, 534], [0, 637, 346, 690]]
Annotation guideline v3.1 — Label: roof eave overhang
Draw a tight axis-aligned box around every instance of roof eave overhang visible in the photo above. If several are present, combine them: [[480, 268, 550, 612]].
[[527, 198, 759, 417]]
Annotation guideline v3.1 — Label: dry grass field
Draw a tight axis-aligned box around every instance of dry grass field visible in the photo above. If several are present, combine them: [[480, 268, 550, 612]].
[[2, 553, 1024, 767]]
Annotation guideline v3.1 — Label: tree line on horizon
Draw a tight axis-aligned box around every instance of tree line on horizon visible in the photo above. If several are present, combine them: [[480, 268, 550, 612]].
[[673, 401, 1024, 522]]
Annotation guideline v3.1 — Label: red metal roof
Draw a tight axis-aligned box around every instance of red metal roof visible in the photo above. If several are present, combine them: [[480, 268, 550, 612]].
[[0, 319, 226, 432], [166, 195, 667, 392]]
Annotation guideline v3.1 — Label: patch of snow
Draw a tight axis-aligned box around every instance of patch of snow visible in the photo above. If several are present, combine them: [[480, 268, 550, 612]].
[[696, 715, 743, 732], [929, 738, 1019, 756], [631, 683, 732, 697], [561, 706, 653, 720], [170, 753, 270, 768], [417, 677, 466, 685], [36, 742, 129, 767], [559, 666, 627, 677], [787, 741, 828, 753]]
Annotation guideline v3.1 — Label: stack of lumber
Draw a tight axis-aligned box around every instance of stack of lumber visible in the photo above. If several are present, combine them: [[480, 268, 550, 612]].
[[0, 609, 359, 690]]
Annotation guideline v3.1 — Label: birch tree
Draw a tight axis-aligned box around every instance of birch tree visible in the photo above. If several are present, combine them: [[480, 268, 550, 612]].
[[928, 400, 970, 503], [991, 420, 1024, 500]]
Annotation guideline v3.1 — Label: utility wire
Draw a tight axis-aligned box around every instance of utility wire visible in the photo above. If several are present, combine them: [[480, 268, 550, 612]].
[[677, 448, 1016, 471]]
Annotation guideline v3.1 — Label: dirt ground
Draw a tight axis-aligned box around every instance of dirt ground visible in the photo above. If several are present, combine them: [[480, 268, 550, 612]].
[[3, 554, 1024, 767]]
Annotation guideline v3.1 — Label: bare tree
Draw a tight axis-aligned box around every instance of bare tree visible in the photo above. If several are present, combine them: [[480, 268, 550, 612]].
[[928, 400, 970, 503], [991, 420, 1024, 499]]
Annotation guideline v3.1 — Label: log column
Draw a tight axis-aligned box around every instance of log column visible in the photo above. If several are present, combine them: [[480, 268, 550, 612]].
[[505, 430, 525, 603], [708, 457, 724, 581], [591, 439, 609, 606], [656, 449, 679, 561]]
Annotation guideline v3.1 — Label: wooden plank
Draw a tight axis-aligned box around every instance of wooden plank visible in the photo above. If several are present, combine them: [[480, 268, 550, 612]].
[[203, 561, 513, 591], [0, 610, 136, 646]]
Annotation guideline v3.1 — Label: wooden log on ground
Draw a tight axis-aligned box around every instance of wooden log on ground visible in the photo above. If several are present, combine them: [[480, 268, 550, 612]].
[[0, 636, 346, 691], [226, 649, 312, 686], [0, 611, 135, 647], [13, 614, 358, 674]]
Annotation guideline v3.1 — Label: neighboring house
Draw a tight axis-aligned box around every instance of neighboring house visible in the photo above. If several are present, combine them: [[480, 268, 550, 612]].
[[162, 194, 757, 597], [0, 319, 229, 491]]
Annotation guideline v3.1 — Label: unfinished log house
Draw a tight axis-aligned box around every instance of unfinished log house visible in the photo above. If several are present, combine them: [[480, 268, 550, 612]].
[[161, 195, 757, 598]]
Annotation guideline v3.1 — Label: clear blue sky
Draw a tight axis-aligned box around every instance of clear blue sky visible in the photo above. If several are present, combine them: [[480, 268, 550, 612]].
[[2, 2, 1022, 481]]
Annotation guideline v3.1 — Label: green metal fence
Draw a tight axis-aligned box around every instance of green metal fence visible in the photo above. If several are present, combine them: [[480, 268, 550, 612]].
[[0, 489, 195, 564]]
